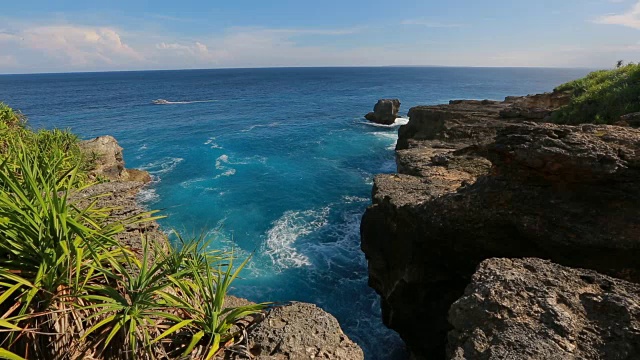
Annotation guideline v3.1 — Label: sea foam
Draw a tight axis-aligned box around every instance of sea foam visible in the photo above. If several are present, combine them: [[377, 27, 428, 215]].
[[264, 207, 330, 271], [360, 117, 409, 128], [136, 188, 159, 204], [139, 157, 184, 175]]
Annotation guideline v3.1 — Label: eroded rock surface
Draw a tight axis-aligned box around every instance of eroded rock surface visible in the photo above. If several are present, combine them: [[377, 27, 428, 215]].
[[448, 258, 640, 360], [71, 181, 165, 251], [361, 95, 640, 358], [365, 99, 401, 125], [80, 136, 151, 183], [247, 302, 364, 360]]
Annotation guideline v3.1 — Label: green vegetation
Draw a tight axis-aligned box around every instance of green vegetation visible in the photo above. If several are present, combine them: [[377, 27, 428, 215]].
[[0, 103, 91, 186], [0, 104, 266, 359], [552, 63, 640, 125]]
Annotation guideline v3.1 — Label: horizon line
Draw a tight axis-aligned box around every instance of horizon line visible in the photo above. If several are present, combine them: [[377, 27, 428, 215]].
[[0, 64, 600, 76]]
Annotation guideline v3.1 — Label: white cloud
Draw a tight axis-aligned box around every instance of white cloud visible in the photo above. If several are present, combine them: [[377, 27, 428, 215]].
[[0, 18, 632, 73], [0, 25, 144, 69], [595, 1, 640, 29]]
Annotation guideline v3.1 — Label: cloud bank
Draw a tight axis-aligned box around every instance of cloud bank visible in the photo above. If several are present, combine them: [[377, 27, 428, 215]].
[[595, 1, 640, 29]]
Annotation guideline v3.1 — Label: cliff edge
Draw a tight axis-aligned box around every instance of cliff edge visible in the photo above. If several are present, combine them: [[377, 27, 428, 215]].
[[361, 92, 640, 359]]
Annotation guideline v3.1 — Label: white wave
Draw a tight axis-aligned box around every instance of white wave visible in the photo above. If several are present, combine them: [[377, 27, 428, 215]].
[[180, 177, 206, 189], [139, 157, 184, 175], [372, 131, 398, 140], [304, 208, 368, 273], [215, 154, 230, 169], [204, 137, 223, 149], [371, 131, 399, 150], [264, 207, 330, 271], [359, 117, 409, 128], [213, 154, 236, 179], [214, 169, 236, 179], [136, 188, 159, 204], [342, 195, 369, 203], [240, 122, 281, 132], [139, 144, 148, 150]]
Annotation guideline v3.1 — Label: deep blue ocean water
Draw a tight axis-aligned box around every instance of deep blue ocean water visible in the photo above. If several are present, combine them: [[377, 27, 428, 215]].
[[0, 67, 591, 359]]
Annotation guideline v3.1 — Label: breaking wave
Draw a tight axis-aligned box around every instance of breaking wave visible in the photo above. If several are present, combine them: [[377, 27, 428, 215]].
[[240, 122, 281, 132], [136, 188, 159, 204], [204, 137, 223, 149], [264, 207, 330, 271], [359, 117, 409, 128], [139, 157, 184, 175]]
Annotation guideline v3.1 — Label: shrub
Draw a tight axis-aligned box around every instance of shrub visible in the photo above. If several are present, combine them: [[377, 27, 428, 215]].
[[0, 104, 267, 359], [552, 63, 640, 124]]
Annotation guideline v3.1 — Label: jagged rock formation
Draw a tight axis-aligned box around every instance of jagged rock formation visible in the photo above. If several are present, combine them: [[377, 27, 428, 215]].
[[365, 99, 401, 125], [500, 91, 572, 120], [448, 258, 640, 360], [247, 302, 364, 359], [361, 96, 640, 358], [80, 136, 151, 183]]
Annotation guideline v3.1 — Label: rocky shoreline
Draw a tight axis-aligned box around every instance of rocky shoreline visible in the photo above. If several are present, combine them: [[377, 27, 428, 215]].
[[361, 92, 640, 359], [79, 136, 365, 360]]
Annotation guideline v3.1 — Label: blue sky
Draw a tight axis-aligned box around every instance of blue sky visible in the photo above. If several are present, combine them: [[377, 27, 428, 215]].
[[1, 0, 639, 73]]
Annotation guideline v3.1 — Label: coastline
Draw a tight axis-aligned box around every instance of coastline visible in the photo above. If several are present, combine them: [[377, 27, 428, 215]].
[[360, 89, 640, 358]]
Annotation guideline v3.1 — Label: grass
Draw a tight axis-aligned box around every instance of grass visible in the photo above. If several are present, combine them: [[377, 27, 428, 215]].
[[551, 63, 640, 125], [0, 104, 267, 359]]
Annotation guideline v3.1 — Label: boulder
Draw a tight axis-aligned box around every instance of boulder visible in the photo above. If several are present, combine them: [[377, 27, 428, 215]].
[[620, 112, 640, 128], [247, 302, 364, 359], [500, 91, 571, 121], [397, 101, 507, 150], [503, 90, 572, 110], [448, 258, 640, 360], [361, 111, 640, 358], [365, 99, 401, 125], [80, 136, 151, 183]]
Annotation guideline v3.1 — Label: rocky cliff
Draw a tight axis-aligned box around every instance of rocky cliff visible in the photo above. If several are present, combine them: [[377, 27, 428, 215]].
[[361, 93, 640, 359], [448, 258, 640, 359]]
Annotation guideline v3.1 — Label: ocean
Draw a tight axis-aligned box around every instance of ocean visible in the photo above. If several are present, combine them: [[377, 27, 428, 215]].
[[0, 67, 591, 359]]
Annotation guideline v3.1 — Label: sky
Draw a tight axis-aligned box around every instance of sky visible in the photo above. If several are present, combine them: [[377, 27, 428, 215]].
[[1, 0, 640, 73]]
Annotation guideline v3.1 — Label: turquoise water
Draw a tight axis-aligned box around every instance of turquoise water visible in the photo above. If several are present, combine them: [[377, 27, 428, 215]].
[[0, 67, 590, 359]]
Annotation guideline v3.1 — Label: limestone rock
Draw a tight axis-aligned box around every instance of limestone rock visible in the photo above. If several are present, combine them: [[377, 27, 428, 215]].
[[71, 181, 165, 251], [80, 136, 151, 183], [365, 99, 401, 125], [247, 302, 364, 360], [448, 258, 640, 360], [361, 106, 640, 358], [397, 100, 506, 150]]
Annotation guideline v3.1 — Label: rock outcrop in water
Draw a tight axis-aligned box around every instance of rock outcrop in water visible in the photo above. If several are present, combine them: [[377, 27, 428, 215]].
[[361, 94, 640, 358], [365, 99, 401, 125], [448, 258, 640, 360]]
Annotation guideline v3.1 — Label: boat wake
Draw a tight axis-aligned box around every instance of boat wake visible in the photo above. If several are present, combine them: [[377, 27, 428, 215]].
[[152, 99, 217, 105]]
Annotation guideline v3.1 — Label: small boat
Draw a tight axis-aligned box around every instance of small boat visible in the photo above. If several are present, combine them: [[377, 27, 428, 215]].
[[152, 99, 170, 105]]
